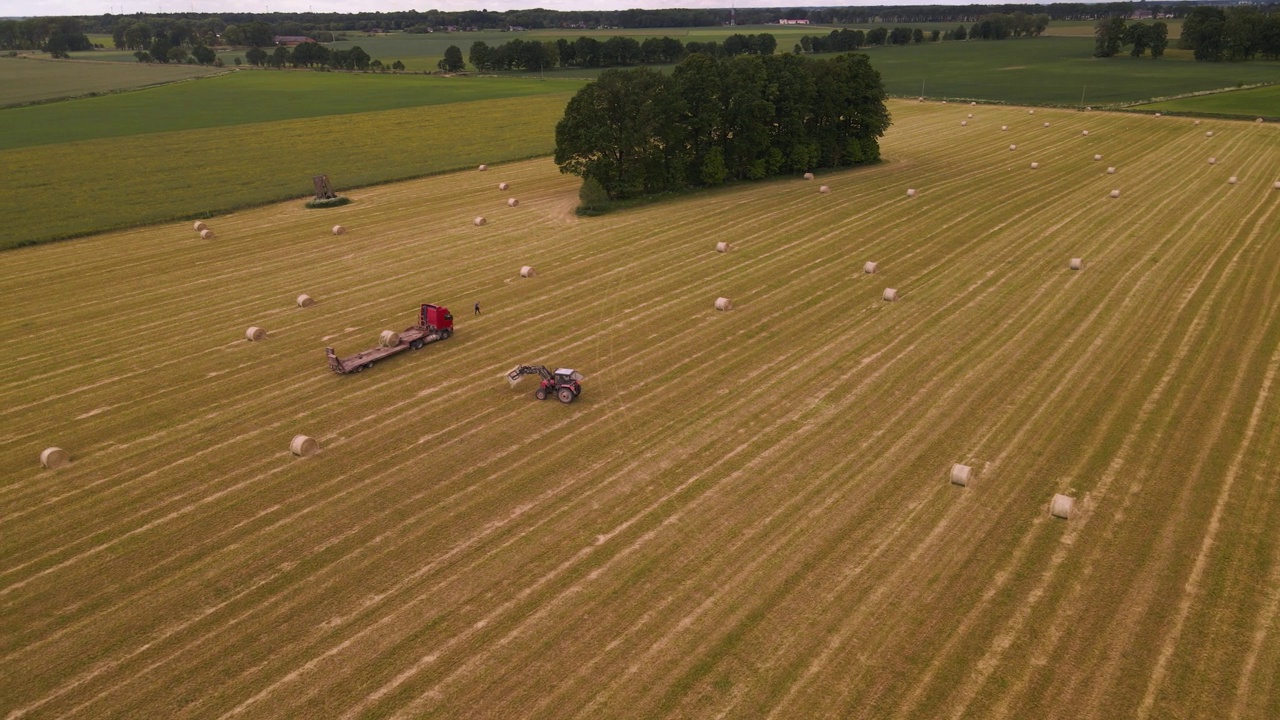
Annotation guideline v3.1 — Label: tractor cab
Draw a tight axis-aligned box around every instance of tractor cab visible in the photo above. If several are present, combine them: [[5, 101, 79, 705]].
[[554, 369, 584, 384]]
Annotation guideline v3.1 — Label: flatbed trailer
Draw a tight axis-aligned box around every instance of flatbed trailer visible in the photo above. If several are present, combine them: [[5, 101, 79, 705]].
[[325, 303, 453, 374]]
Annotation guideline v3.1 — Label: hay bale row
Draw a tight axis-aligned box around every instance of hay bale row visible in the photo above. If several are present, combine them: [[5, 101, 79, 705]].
[[520, 266, 536, 277], [1070, 258, 1083, 270], [291, 434, 318, 457], [950, 463, 972, 486], [715, 297, 733, 311], [882, 288, 898, 302], [245, 326, 266, 341], [864, 261, 878, 274], [297, 294, 314, 308], [379, 330, 400, 347], [40, 447, 70, 469], [1050, 493, 1075, 519]]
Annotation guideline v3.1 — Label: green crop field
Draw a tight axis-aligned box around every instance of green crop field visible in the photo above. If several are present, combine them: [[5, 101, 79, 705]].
[[4, 101, 1279, 719], [1138, 84, 1280, 118], [0, 70, 579, 150], [0, 91, 573, 250], [0, 55, 222, 107]]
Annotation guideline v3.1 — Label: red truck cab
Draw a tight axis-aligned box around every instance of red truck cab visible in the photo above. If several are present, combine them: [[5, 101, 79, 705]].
[[421, 304, 453, 333]]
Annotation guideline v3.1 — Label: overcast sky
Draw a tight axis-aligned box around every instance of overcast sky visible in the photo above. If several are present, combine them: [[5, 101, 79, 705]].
[[5, 1, 981, 19]]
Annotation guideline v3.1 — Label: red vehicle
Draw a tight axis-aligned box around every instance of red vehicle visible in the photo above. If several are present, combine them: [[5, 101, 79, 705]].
[[325, 304, 453, 374], [507, 365, 584, 403]]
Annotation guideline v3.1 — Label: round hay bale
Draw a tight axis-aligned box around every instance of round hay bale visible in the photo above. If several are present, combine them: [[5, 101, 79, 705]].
[[1093, 154, 1102, 161], [863, 261, 878, 274], [950, 463, 972, 486], [1030, 162, 1040, 169], [967, 113, 973, 118], [882, 288, 898, 302], [1049, 493, 1075, 519], [478, 164, 488, 171], [917, 96, 923, 102], [819, 185, 830, 194], [1043, 122, 1050, 127], [1229, 176, 1238, 185], [245, 326, 266, 341], [1001, 125, 1008, 131], [942, 100, 948, 104], [193, 221, 207, 232], [1009, 144, 1017, 151], [1154, 112, 1161, 118], [498, 182, 509, 190], [1206, 131, 1214, 137], [290, 435, 318, 457], [1194, 120, 1202, 126], [1082, 130, 1089, 136], [1274, 181, 1280, 190], [1107, 167, 1116, 174], [1029, 109, 1035, 114], [1070, 257, 1083, 270], [1208, 157, 1217, 165], [520, 266, 536, 277], [907, 188, 917, 198], [296, 294, 314, 308], [379, 330, 400, 347], [1109, 189, 1120, 199], [803, 172, 814, 180], [332, 225, 346, 236], [961, 121, 968, 127], [716, 241, 732, 253], [200, 229, 215, 240], [507, 198, 519, 207], [715, 297, 733, 311], [473, 216, 486, 226], [1256, 118, 1264, 124], [40, 447, 69, 469], [970, 101, 976, 106]]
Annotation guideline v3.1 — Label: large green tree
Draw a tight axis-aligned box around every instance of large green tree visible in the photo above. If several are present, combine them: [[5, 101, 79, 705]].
[[1181, 6, 1227, 61], [439, 44, 464, 72]]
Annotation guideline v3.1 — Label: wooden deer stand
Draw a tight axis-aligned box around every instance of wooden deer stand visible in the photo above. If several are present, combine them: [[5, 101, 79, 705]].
[[312, 175, 336, 201]]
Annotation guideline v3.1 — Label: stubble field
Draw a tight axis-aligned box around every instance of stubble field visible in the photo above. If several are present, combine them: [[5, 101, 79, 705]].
[[3, 101, 1280, 719]]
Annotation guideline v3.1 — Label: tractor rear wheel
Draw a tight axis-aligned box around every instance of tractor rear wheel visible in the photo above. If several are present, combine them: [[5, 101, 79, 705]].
[[558, 387, 575, 404], [535, 389, 547, 401]]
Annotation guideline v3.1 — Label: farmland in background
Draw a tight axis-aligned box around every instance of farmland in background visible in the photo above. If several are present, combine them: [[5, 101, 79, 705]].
[[1138, 84, 1280, 118], [0, 92, 571, 250], [0, 55, 221, 106], [3, 102, 1279, 719]]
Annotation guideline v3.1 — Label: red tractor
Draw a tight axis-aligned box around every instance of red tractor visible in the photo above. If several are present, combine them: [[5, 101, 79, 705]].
[[507, 365, 584, 403]]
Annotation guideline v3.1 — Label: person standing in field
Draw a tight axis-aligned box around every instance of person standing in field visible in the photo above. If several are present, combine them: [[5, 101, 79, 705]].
[[474, 302, 481, 315]]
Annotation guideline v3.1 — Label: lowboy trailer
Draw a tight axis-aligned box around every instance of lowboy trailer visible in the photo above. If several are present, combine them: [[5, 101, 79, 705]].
[[325, 303, 453, 374]]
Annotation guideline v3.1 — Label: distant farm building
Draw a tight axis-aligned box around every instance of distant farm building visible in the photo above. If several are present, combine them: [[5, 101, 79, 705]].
[[273, 35, 315, 46]]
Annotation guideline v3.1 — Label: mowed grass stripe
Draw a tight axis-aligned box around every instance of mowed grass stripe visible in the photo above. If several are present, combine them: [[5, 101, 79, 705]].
[[3, 102, 1279, 718]]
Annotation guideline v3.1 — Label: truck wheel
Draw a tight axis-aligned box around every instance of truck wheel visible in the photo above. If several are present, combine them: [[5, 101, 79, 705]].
[[411, 340, 423, 350], [364, 363, 374, 370], [535, 389, 547, 401], [558, 387, 575, 404]]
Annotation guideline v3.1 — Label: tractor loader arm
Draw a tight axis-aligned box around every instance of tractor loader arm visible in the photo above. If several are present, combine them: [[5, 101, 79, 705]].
[[507, 365, 552, 387]]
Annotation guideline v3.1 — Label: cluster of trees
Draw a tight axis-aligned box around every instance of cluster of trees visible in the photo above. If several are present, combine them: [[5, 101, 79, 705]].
[[242, 43, 400, 71], [466, 33, 777, 72], [797, 12, 1049, 53], [0, 17, 92, 57], [1094, 18, 1170, 58], [554, 53, 890, 203], [1179, 6, 1280, 61]]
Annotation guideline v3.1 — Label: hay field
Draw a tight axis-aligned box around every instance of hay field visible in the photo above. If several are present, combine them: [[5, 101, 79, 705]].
[[3, 102, 1280, 719]]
